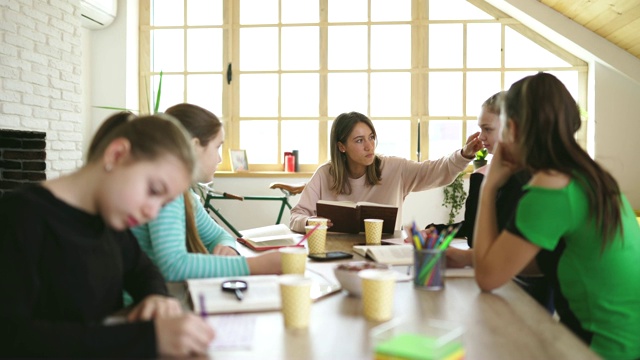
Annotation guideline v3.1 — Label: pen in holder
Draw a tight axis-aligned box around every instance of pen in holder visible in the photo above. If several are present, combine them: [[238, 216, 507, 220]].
[[414, 248, 446, 290]]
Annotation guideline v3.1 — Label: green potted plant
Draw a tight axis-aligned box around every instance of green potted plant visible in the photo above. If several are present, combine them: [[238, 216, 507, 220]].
[[442, 173, 466, 225], [473, 148, 488, 170]]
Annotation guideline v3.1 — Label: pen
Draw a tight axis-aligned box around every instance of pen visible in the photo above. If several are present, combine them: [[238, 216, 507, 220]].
[[199, 293, 207, 319], [296, 223, 321, 246]]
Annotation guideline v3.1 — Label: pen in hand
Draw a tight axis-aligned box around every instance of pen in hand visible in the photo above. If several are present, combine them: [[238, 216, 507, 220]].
[[199, 293, 207, 319]]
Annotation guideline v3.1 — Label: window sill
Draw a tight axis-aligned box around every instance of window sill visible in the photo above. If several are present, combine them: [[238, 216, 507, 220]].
[[214, 171, 314, 178]]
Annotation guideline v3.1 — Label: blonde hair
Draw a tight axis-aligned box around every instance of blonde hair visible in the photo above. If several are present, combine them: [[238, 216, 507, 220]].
[[329, 112, 382, 195], [87, 112, 196, 178], [165, 103, 223, 254]]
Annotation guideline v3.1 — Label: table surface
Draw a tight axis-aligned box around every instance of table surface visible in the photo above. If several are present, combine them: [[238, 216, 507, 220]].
[[168, 231, 599, 360]]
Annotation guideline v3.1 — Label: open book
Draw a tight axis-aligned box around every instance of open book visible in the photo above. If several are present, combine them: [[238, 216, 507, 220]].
[[353, 244, 413, 265], [188, 274, 341, 314], [353, 244, 475, 277], [316, 200, 398, 234], [237, 224, 303, 251]]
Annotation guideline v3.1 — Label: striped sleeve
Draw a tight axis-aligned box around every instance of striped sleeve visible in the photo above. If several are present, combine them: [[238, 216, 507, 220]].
[[191, 192, 237, 251], [134, 195, 250, 281]]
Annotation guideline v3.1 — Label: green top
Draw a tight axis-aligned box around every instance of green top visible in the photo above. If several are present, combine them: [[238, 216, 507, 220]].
[[513, 178, 640, 359]]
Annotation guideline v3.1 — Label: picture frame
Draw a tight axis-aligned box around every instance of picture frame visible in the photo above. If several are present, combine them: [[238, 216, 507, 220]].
[[229, 149, 249, 172]]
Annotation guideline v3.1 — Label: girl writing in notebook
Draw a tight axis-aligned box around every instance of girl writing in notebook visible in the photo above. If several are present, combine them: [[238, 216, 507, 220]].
[[290, 111, 483, 232], [473, 72, 640, 359], [132, 103, 282, 281], [0, 113, 214, 357]]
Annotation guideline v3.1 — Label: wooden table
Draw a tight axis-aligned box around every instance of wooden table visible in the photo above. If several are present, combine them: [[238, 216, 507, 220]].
[[168, 232, 599, 360]]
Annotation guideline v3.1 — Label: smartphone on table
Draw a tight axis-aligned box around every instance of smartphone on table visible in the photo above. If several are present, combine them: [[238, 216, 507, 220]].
[[308, 251, 353, 262]]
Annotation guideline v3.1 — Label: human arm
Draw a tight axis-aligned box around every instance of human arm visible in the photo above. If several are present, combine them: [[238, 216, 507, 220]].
[[134, 196, 249, 281], [473, 143, 540, 291], [190, 192, 238, 255], [0, 190, 196, 357], [246, 251, 283, 275], [290, 167, 328, 232], [461, 131, 483, 159]]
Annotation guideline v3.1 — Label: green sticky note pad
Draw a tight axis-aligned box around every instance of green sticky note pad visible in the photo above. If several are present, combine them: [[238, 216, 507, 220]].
[[375, 333, 463, 360]]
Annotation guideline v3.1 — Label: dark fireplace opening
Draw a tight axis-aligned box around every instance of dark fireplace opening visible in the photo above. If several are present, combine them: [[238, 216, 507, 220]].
[[0, 129, 47, 198]]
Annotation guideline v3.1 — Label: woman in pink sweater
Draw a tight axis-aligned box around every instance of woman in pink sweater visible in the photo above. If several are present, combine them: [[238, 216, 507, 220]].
[[290, 112, 482, 232]]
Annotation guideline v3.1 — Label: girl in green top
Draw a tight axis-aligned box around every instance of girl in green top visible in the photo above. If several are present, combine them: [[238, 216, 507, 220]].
[[473, 72, 640, 359]]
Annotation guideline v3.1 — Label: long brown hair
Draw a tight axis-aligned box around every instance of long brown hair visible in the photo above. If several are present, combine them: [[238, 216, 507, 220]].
[[87, 112, 195, 177], [504, 72, 623, 247], [165, 103, 222, 254], [329, 112, 382, 195]]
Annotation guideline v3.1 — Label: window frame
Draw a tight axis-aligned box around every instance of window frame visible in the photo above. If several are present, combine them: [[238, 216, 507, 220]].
[[139, 0, 588, 172]]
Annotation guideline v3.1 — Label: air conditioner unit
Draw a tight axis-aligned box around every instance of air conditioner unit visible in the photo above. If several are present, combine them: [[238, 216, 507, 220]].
[[80, 0, 117, 30]]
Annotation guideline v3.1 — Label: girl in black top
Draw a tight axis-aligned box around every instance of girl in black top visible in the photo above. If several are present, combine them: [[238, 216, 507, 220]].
[[0, 112, 215, 357]]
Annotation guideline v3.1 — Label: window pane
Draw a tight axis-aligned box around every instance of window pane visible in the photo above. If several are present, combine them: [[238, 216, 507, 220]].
[[429, 24, 462, 68], [428, 72, 462, 116], [240, 120, 278, 164], [240, 0, 278, 24], [240, 28, 278, 71], [282, 27, 319, 70], [282, 0, 318, 24], [153, 74, 184, 113], [152, 29, 184, 72], [428, 121, 462, 160], [187, 29, 222, 72], [187, 0, 222, 26], [239, 74, 278, 117], [373, 120, 410, 158], [328, 0, 367, 22], [428, 0, 493, 20], [186, 74, 222, 115], [466, 72, 501, 117], [505, 27, 570, 68], [328, 73, 368, 117], [281, 73, 319, 117], [467, 23, 502, 68], [371, 0, 410, 21], [371, 25, 411, 69], [328, 26, 368, 70], [282, 120, 319, 164], [152, 0, 184, 26], [371, 72, 411, 117]]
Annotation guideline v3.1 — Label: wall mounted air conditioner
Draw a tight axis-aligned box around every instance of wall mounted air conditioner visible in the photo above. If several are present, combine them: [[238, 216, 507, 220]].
[[80, 0, 117, 30]]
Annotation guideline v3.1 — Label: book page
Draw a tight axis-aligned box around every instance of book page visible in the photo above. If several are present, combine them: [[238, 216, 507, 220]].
[[353, 244, 413, 266], [239, 224, 295, 238], [188, 275, 281, 314], [356, 201, 396, 208], [316, 200, 358, 208], [245, 234, 299, 245]]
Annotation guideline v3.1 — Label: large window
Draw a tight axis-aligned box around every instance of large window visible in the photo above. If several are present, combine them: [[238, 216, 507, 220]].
[[140, 0, 587, 172]]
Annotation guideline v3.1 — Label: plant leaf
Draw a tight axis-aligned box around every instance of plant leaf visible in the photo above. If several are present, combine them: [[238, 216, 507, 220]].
[[154, 70, 163, 114]]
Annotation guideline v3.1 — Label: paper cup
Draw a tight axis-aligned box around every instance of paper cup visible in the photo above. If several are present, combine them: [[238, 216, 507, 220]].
[[307, 218, 328, 227], [305, 225, 327, 255], [364, 219, 384, 245], [359, 269, 396, 322], [279, 275, 313, 329], [279, 247, 308, 275]]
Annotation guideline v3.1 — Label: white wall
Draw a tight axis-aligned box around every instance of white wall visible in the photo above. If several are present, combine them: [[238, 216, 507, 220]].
[[0, 0, 84, 179]]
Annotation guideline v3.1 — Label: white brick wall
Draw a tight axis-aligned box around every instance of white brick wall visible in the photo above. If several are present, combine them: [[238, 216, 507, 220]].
[[0, 0, 83, 179]]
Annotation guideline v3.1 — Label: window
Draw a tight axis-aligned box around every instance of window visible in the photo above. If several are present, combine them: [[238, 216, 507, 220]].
[[140, 0, 587, 172]]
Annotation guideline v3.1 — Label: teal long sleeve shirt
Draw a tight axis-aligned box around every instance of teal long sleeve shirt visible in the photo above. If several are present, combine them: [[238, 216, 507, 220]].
[[131, 191, 250, 281]]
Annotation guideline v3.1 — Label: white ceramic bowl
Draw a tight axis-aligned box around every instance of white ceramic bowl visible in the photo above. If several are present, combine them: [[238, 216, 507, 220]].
[[333, 261, 391, 297]]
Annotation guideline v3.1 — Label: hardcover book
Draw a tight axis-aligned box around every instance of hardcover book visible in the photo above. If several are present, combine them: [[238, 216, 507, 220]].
[[316, 200, 398, 234]]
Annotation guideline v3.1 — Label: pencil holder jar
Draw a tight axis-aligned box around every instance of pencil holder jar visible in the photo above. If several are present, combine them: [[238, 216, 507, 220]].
[[414, 249, 446, 291]]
